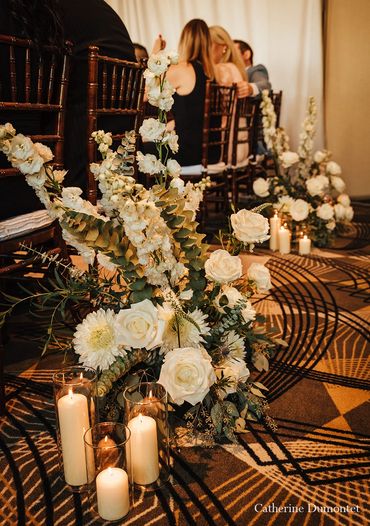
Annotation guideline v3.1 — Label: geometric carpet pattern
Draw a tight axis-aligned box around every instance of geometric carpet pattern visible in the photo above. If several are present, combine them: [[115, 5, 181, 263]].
[[0, 248, 369, 525]]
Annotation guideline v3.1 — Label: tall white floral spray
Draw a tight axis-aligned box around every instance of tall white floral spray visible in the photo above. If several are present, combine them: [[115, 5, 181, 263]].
[[253, 91, 353, 246], [0, 52, 283, 442]]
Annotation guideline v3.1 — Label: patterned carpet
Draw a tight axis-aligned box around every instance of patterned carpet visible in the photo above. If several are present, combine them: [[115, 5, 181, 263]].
[[1, 244, 369, 525]]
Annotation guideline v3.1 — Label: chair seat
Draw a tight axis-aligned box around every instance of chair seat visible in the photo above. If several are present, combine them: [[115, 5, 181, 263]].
[[0, 210, 53, 241], [181, 161, 226, 176], [231, 157, 250, 170]]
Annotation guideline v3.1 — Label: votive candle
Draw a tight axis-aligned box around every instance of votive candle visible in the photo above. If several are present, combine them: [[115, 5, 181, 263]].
[[96, 467, 130, 521], [299, 235, 311, 255]]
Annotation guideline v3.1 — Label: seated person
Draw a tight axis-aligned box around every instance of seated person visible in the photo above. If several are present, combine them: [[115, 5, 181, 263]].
[[234, 39, 271, 96], [133, 43, 149, 62]]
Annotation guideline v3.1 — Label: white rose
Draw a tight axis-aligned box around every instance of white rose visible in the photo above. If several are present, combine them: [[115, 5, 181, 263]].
[[290, 199, 310, 221], [344, 206, 354, 222], [158, 347, 216, 405], [326, 220, 336, 231], [247, 263, 272, 292], [231, 209, 270, 246], [214, 286, 243, 311], [241, 301, 256, 324], [253, 177, 270, 197], [280, 151, 299, 168], [139, 118, 166, 142], [313, 150, 327, 163], [306, 175, 329, 197], [34, 142, 53, 162], [167, 159, 181, 178], [147, 52, 170, 76], [337, 193, 350, 207], [326, 161, 341, 175], [205, 249, 242, 284], [136, 151, 165, 175], [116, 299, 165, 350], [316, 203, 334, 221], [334, 203, 346, 221], [216, 358, 250, 398], [330, 175, 346, 193]]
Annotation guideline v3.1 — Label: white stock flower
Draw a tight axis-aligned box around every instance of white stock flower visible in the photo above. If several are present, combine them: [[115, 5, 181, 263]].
[[253, 178, 270, 197], [158, 347, 216, 405], [73, 309, 124, 371], [306, 175, 329, 197], [136, 151, 165, 175], [147, 52, 170, 76], [247, 263, 272, 292], [326, 161, 341, 175], [241, 301, 256, 324], [34, 142, 53, 162], [216, 358, 250, 398], [313, 150, 327, 163], [214, 286, 243, 312], [25, 168, 47, 189], [316, 203, 334, 221], [231, 209, 270, 246], [337, 193, 350, 207], [116, 299, 165, 351], [8, 134, 44, 174], [53, 169, 67, 184], [280, 151, 299, 168], [139, 118, 166, 142], [167, 159, 181, 178], [163, 131, 179, 153], [170, 177, 185, 193], [331, 175, 346, 193], [205, 249, 242, 284], [326, 220, 336, 231], [290, 199, 310, 221], [0, 122, 16, 138]]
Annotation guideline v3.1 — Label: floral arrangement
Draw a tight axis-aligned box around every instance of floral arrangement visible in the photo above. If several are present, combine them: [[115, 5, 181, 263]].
[[252, 91, 353, 247], [0, 51, 283, 442]]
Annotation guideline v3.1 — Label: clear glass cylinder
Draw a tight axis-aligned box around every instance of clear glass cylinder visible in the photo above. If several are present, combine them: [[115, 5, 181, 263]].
[[52, 365, 97, 492], [84, 422, 132, 523], [123, 382, 170, 489]]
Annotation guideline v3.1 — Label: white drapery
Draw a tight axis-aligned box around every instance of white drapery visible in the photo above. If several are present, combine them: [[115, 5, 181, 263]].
[[107, 0, 324, 150]]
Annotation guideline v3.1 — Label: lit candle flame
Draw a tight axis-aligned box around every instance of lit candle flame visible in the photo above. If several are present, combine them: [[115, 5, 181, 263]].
[[149, 390, 153, 399], [104, 435, 108, 444], [79, 372, 84, 381]]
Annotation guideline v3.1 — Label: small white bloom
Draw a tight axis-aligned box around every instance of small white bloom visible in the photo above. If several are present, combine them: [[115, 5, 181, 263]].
[[136, 151, 165, 175], [205, 249, 242, 284], [280, 151, 299, 168], [326, 161, 341, 175], [25, 168, 47, 189], [290, 199, 310, 222], [253, 177, 270, 197], [53, 169, 67, 183], [170, 177, 185, 193], [231, 209, 270, 246], [34, 142, 53, 162], [214, 286, 243, 312], [116, 299, 165, 350], [216, 358, 250, 398], [241, 301, 256, 324], [330, 175, 346, 193], [0, 122, 16, 138], [326, 220, 336, 231], [167, 51, 179, 65], [222, 330, 246, 360], [275, 195, 294, 213], [163, 130, 179, 153], [334, 203, 346, 221], [96, 253, 119, 272], [247, 263, 272, 292], [161, 308, 210, 353], [73, 309, 124, 371], [313, 150, 327, 163], [337, 193, 350, 207], [158, 347, 216, 405], [316, 203, 335, 221], [139, 118, 166, 142], [167, 159, 181, 178], [344, 206, 354, 222], [147, 52, 170, 76]]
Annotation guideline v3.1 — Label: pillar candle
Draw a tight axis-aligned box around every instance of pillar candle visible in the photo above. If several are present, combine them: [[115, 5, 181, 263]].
[[57, 389, 90, 486], [299, 235, 311, 255], [269, 212, 281, 251], [128, 414, 159, 485], [96, 467, 130, 521], [278, 226, 291, 255]]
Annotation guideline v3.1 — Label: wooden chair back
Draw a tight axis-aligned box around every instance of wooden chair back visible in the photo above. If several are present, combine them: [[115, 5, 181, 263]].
[[87, 46, 146, 204], [231, 96, 259, 168], [271, 90, 283, 128]]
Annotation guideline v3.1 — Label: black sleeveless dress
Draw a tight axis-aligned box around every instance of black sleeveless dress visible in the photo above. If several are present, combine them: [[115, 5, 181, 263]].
[[172, 61, 219, 166]]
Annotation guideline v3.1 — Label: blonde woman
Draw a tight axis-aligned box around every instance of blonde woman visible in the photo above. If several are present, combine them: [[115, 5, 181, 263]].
[[210, 25, 251, 165]]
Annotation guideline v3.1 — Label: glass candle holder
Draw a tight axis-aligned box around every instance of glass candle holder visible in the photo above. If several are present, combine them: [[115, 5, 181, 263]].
[[52, 365, 97, 492], [84, 422, 132, 523], [123, 382, 170, 489]]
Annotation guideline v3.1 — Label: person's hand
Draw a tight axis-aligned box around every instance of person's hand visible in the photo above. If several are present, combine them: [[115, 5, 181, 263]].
[[236, 80, 253, 98], [152, 34, 166, 54]]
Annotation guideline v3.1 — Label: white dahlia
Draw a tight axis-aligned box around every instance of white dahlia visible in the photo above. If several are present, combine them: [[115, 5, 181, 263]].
[[73, 309, 124, 371]]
